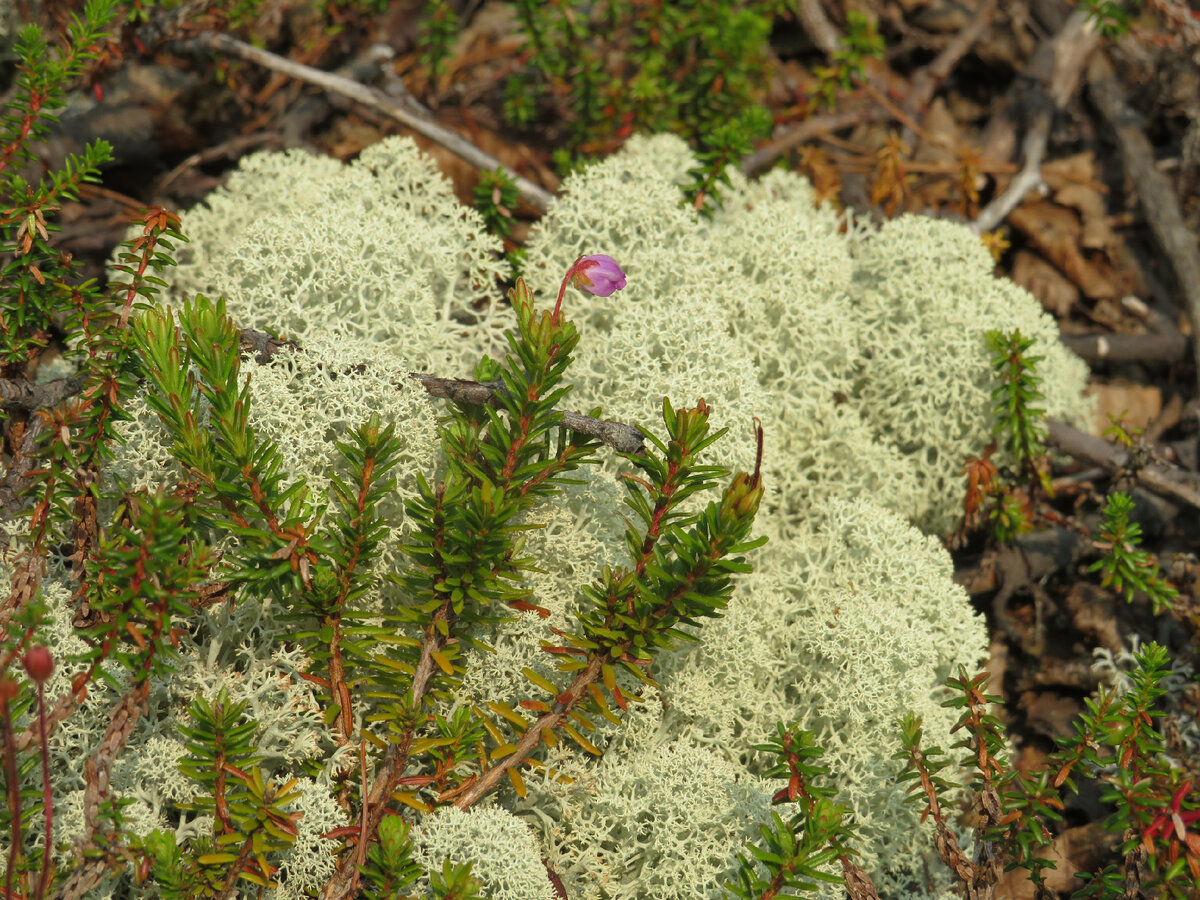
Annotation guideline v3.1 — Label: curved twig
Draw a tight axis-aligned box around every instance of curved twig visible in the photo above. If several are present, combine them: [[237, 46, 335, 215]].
[[185, 32, 556, 214], [1087, 49, 1200, 395], [972, 11, 1101, 234], [1048, 419, 1200, 510]]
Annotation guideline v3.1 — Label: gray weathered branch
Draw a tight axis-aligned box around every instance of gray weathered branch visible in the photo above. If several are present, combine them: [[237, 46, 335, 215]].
[[187, 31, 555, 214]]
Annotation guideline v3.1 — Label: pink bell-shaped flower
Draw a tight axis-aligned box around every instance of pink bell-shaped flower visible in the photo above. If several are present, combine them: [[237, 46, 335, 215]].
[[553, 254, 627, 322], [570, 254, 627, 297]]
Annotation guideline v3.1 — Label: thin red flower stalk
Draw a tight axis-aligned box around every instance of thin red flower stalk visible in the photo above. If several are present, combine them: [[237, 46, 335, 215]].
[[551, 254, 626, 322]]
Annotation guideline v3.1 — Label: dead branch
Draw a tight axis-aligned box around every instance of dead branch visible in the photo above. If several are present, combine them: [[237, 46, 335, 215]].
[[0, 376, 86, 413], [973, 119, 1052, 234], [186, 32, 555, 214], [741, 107, 872, 176], [908, 0, 1000, 112], [1087, 50, 1200, 395], [0, 408, 51, 533], [156, 133, 284, 195], [795, 0, 841, 56], [412, 372, 646, 455], [238, 327, 647, 455], [973, 11, 1101, 234], [1058, 331, 1188, 366], [1048, 418, 1200, 510]]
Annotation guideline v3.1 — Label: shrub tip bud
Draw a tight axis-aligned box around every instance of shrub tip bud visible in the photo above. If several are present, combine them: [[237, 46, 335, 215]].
[[22, 645, 54, 684]]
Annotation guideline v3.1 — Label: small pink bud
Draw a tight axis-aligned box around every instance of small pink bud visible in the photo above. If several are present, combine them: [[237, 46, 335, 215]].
[[553, 254, 627, 322], [570, 255, 626, 297], [22, 645, 53, 684]]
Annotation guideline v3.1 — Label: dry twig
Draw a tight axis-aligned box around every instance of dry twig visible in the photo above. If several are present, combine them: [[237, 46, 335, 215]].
[[741, 107, 872, 176], [795, 0, 841, 56], [186, 32, 555, 214], [973, 11, 1101, 234], [411, 372, 646, 454], [908, 0, 1000, 113], [237, 327, 647, 454], [1048, 419, 1200, 510], [1058, 331, 1188, 367], [1087, 50, 1200, 393]]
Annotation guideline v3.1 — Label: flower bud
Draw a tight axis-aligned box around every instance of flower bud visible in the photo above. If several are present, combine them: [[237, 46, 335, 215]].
[[553, 254, 626, 322], [22, 645, 54, 684], [570, 254, 626, 297], [721, 418, 764, 522], [721, 471, 763, 521]]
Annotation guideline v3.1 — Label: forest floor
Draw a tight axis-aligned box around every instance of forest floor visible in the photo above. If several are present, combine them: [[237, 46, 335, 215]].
[[29, 0, 1200, 895]]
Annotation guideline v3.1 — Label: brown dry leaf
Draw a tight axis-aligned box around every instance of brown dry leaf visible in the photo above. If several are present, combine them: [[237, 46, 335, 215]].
[[995, 823, 1120, 900], [1020, 689, 1085, 743], [1011, 249, 1079, 316], [910, 100, 961, 210], [1042, 152, 1106, 192], [1083, 297, 1133, 331], [1055, 183, 1119, 251], [1043, 152, 1123, 259], [322, 118, 387, 161], [795, 146, 842, 205], [916, 99, 960, 161], [1084, 380, 1163, 436], [1008, 201, 1119, 299]]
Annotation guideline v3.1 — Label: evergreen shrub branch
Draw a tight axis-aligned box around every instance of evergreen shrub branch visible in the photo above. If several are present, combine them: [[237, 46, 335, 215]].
[[727, 724, 876, 900], [986, 328, 1049, 487], [471, 169, 525, 274], [452, 0, 782, 198], [810, 11, 885, 109], [163, 691, 303, 895], [960, 329, 1053, 543], [899, 644, 1200, 900], [1087, 492, 1179, 614], [416, 0, 459, 83]]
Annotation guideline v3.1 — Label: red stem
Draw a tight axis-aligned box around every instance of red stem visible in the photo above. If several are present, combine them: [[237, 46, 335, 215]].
[[1, 690, 23, 900], [32, 683, 51, 900], [552, 256, 585, 323]]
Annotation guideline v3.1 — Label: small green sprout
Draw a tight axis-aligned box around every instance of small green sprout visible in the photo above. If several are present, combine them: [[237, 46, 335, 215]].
[[1087, 491, 1178, 613]]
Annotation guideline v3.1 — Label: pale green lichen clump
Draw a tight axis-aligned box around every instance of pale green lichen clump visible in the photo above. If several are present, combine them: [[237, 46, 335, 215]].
[[51, 133, 1095, 897], [413, 807, 556, 900], [655, 498, 980, 898], [523, 133, 1091, 535], [520, 691, 774, 900], [164, 136, 515, 376]]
